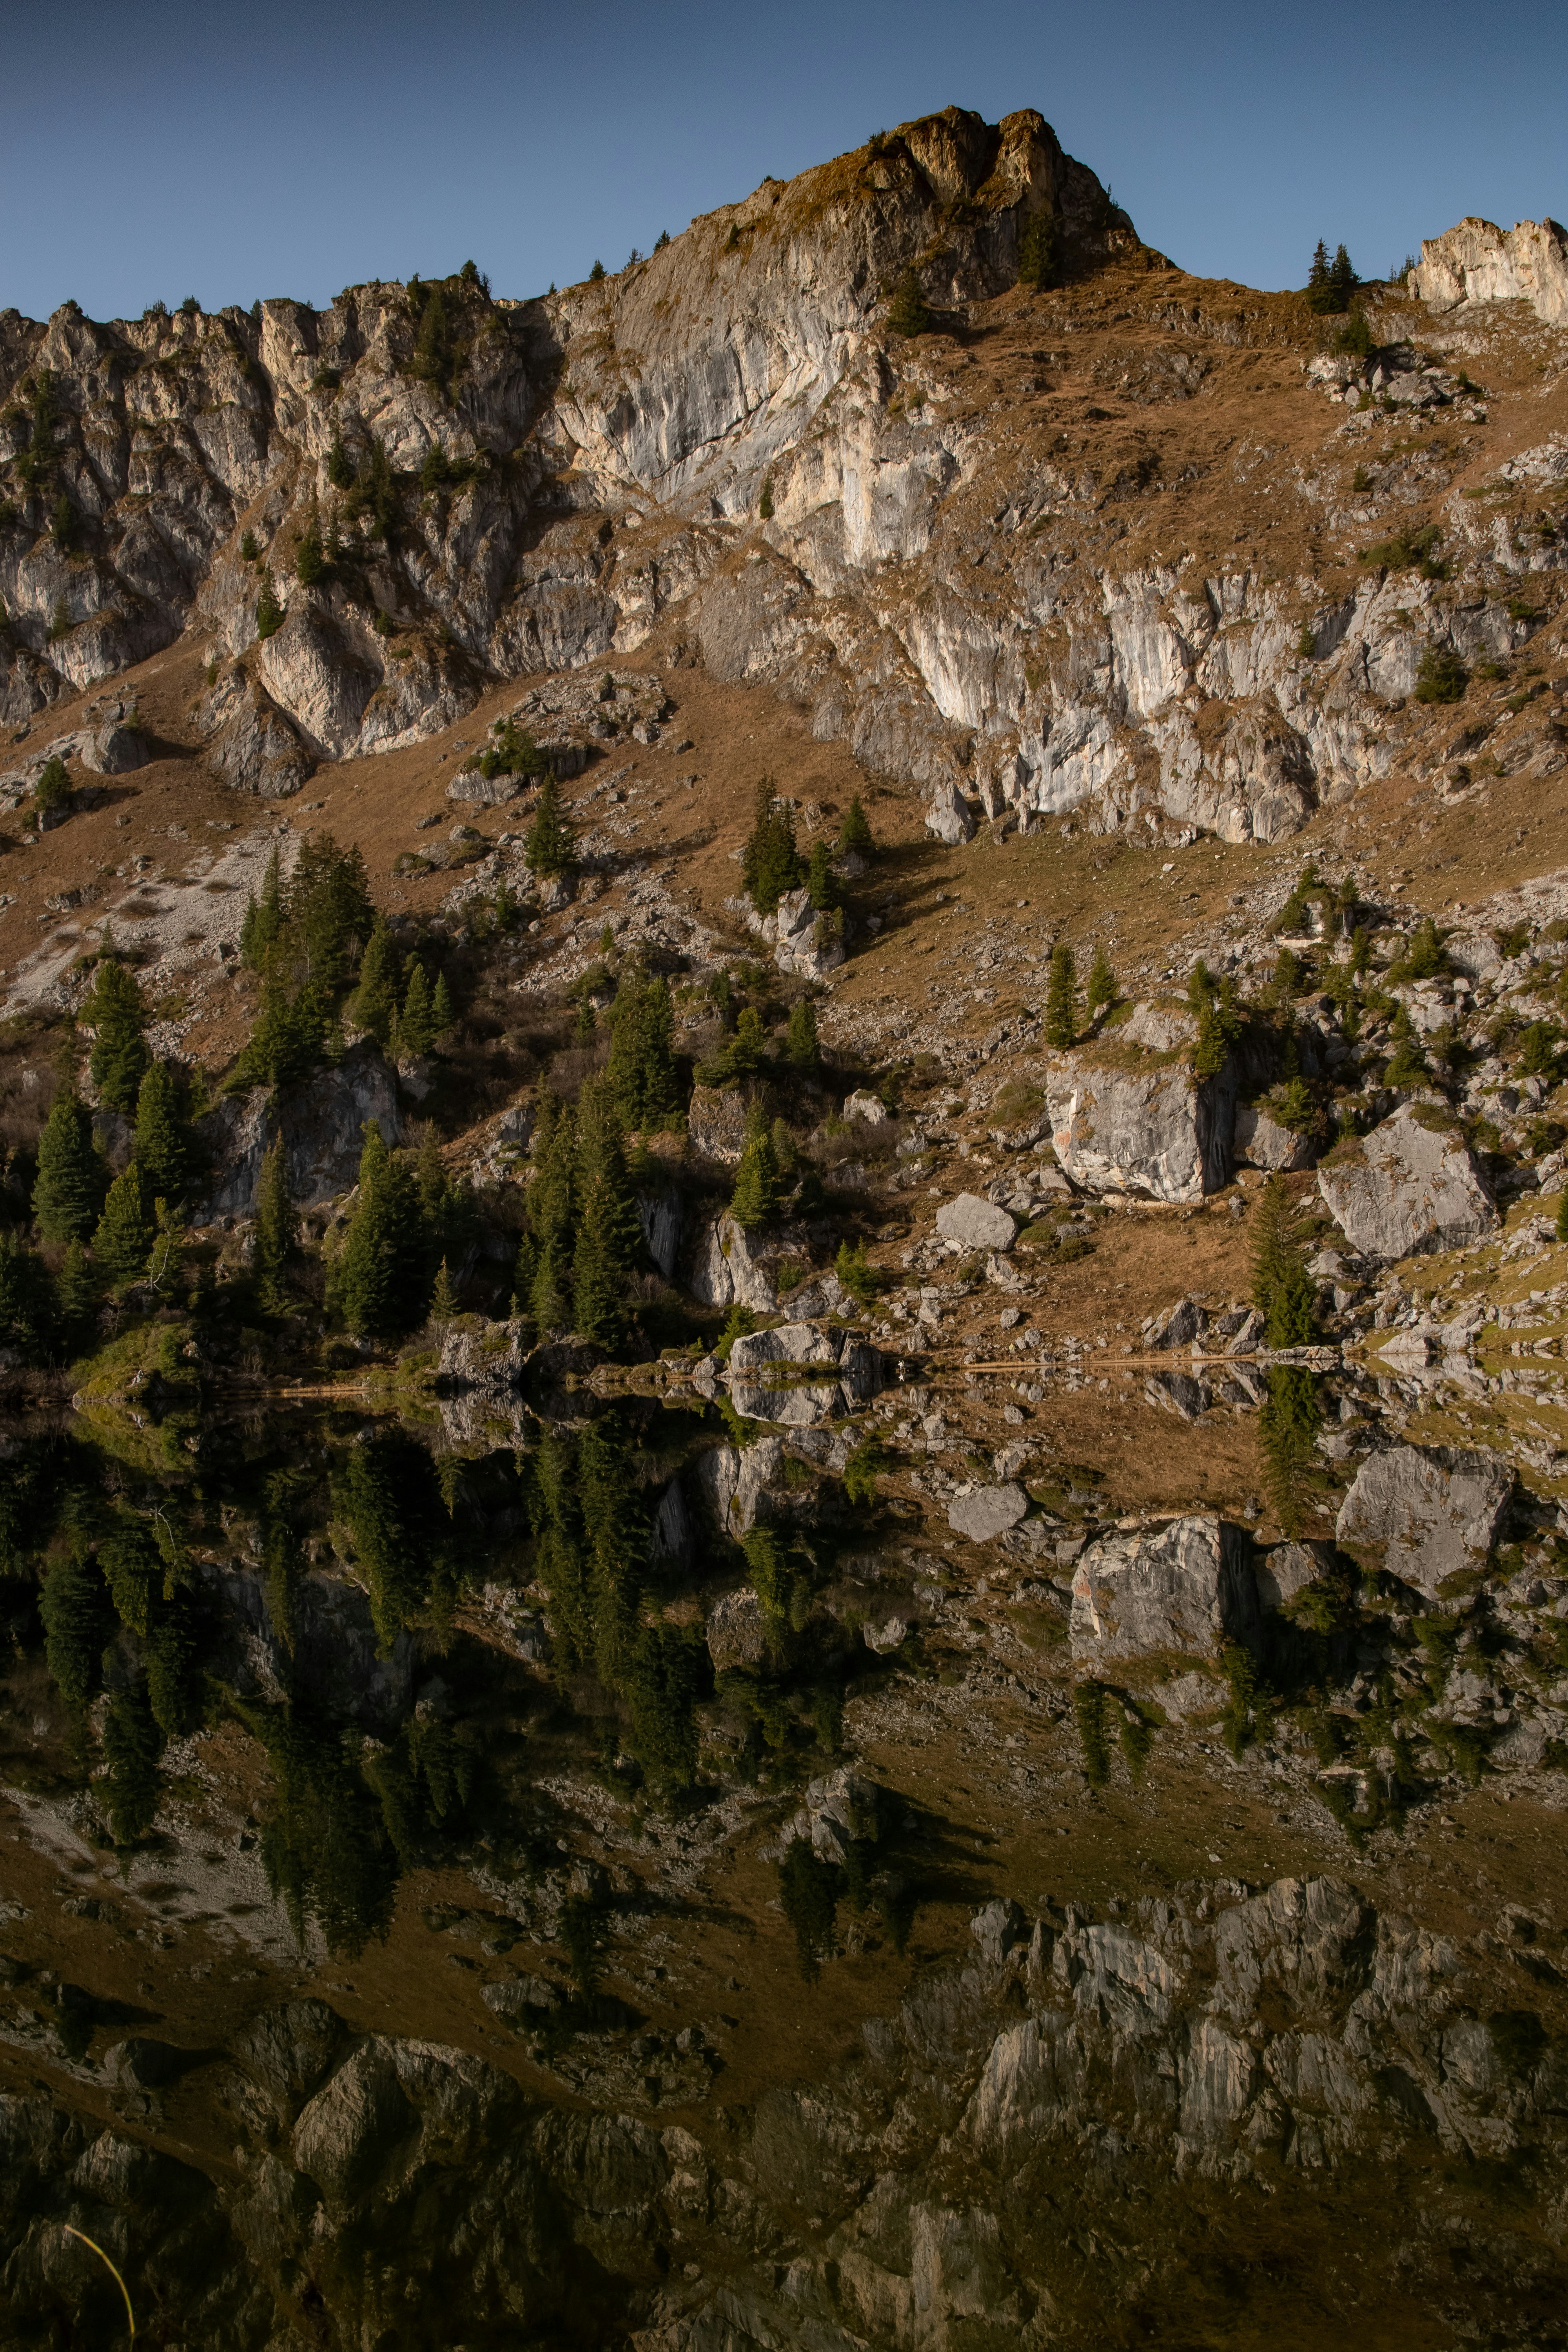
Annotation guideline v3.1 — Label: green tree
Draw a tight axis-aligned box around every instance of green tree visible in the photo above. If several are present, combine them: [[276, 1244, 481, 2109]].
[[1557, 1190, 1568, 1247], [1044, 942, 1078, 1049], [1086, 942, 1117, 1018], [240, 528, 260, 561], [285, 833, 374, 989], [522, 1093, 578, 1333], [786, 997, 820, 1072], [32, 1087, 103, 1243], [1327, 243, 1358, 310], [93, 1165, 154, 1285], [741, 777, 804, 915], [572, 1083, 642, 1348], [234, 980, 330, 1090], [835, 1238, 880, 1308], [256, 574, 284, 639], [838, 795, 874, 857], [606, 966, 681, 1131], [0, 1232, 53, 1363], [730, 1107, 785, 1229], [40, 1544, 111, 1711], [1017, 209, 1055, 291], [255, 1134, 298, 1312], [806, 838, 842, 913], [240, 847, 285, 969], [334, 1123, 428, 1339], [1384, 1005, 1429, 1087], [778, 1836, 842, 1981], [1249, 1174, 1316, 1346], [102, 1679, 166, 1845], [327, 432, 353, 489], [83, 958, 149, 1114], [1415, 645, 1467, 704], [397, 959, 435, 1056], [132, 1060, 193, 1206], [53, 1238, 96, 1352], [412, 285, 453, 388], [524, 774, 575, 880], [33, 756, 71, 822], [349, 914, 401, 1044], [886, 267, 931, 337], [295, 501, 327, 586], [428, 1257, 459, 1326], [430, 969, 454, 1040], [1305, 238, 1332, 309]]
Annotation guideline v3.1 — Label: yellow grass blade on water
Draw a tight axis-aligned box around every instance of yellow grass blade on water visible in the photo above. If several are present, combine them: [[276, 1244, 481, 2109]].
[[62, 2226, 136, 2340]]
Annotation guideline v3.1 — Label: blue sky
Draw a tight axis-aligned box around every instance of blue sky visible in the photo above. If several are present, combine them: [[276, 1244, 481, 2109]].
[[3, 0, 1564, 322]]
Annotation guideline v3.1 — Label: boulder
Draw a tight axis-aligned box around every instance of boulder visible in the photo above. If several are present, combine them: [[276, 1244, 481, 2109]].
[[1047, 1051, 1234, 1203], [687, 1210, 779, 1313], [1069, 1515, 1260, 1660], [1121, 1000, 1198, 1053], [197, 1043, 403, 1218], [1335, 1444, 1513, 1597], [446, 769, 520, 805], [482, 1975, 564, 2022], [842, 1089, 891, 1126], [770, 886, 846, 980], [948, 1482, 1029, 1543], [82, 721, 148, 775], [686, 1085, 750, 1167], [1254, 1539, 1336, 1612], [694, 1436, 784, 1537], [936, 1192, 1016, 1252], [725, 1321, 890, 1425], [1234, 1101, 1318, 1172], [1143, 1296, 1204, 1351], [706, 1585, 768, 1672], [925, 780, 975, 844], [1318, 1107, 1498, 1260]]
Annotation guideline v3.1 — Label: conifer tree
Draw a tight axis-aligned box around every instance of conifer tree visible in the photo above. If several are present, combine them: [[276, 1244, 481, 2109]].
[[728, 1005, 768, 1077], [53, 1238, 96, 1351], [1044, 942, 1078, 1050], [415, 1125, 450, 1234], [40, 1543, 111, 1711], [1327, 242, 1357, 312], [1384, 1005, 1428, 1088], [241, 848, 285, 969], [524, 773, 575, 880], [350, 915, 401, 1043], [572, 1083, 642, 1348], [607, 967, 680, 1131], [132, 1060, 192, 1207], [428, 1257, 459, 1326], [285, 834, 373, 989], [0, 1232, 52, 1363], [1557, 1189, 1568, 1247], [525, 1093, 577, 1332], [1086, 942, 1117, 1018], [806, 838, 842, 913], [740, 778, 803, 915], [786, 997, 821, 1072], [255, 574, 284, 639], [83, 958, 149, 1114], [33, 1086, 103, 1243], [93, 1165, 154, 1286], [1306, 238, 1332, 310], [1249, 1174, 1315, 1344], [730, 1106, 784, 1230], [838, 795, 874, 857], [397, 960, 434, 1056], [255, 1134, 298, 1312], [295, 499, 327, 587], [234, 980, 328, 1091], [1017, 209, 1056, 292], [430, 969, 454, 1040], [886, 267, 931, 337], [327, 431, 353, 489], [102, 1677, 165, 1845], [335, 1123, 427, 1338]]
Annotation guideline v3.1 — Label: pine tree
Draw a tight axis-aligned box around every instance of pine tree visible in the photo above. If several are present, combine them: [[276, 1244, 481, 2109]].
[[728, 1005, 767, 1076], [430, 969, 454, 1040], [53, 1238, 96, 1351], [1249, 1174, 1314, 1347], [806, 838, 842, 912], [886, 267, 931, 337], [93, 1165, 154, 1285], [295, 500, 327, 586], [334, 1123, 427, 1338], [33, 1087, 104, 1243], [1017, 209, 1055, 291], [526, 1094, 577, 1332], [1557, 1189, 1568, 1247], [397, 960, 434, 1056], [255, 1134, 298, 1312], [1384, 1005, 1428, 1088], [1086, 942, 1117, 1018], [0, 1232, 52, 1363], [740, 778, 803, 915], [350, 915, 401, 1043], [285, 833, 373, 989], [234, 980, 328, 1091], [786, 997, 820, 1071], [838, 796, 874, 857], [241, 847, 284, 969], [1327, 243, 1358, 312], [83, 958, 149, 1114], [1044, 942, 1078, 1050], [524, 774, 575, 880], [132, 1060, 192, 1207], [415, 1125, 450, 1234], [256, 575, 284, 639], [1306, 238, 1332, 310], [572, 1083, 642, 1348], [40, 1543, 111, 1711], [607, 967, 680, 1131], [102, 1678, 166, 1845], [730, 1107, 784, 1229], [428, 1257, 459, 1327], [327, 431, 353, 490]]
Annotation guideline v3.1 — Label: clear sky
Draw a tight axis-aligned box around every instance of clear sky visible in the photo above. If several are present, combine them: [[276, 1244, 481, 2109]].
[[3, 0, 1564, 323]]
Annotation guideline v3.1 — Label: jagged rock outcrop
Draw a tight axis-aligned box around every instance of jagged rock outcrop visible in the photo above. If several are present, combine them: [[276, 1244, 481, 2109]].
[[1317, 1105, 1498, 1260], [1411, 215, 1568, 326], [197, 1041, 402, 1216], [725, 1321, 889, 1426], [1336, 1443, 1514, 1597]]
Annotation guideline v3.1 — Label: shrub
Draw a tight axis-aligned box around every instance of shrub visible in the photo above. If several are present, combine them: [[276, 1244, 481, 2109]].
[[1415, 645, 1467, 704], [1073, 1680, 1112, 1787], [256, 575, 284, 639], [1361, 522, 1442, 572], [1336, 310, 1374, 358], [240, 528, 260, 561], [759, 475, 774, 520], [1017, 210, 1055, 291], [589, 260, 606, 282], [33, 755, 71, 818], [886, 268, 931, 338]]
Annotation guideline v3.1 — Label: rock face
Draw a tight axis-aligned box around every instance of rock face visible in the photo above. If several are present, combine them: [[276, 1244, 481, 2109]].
[[705, 1585, 769, 1672], [1317, 1107, 1498, 1260], [1254, 1538, 1336, 1611], [725, 1321, 889, 1425], [1234, 1099, 1317, 1172], [1411, 215, 1568, 327], [1336, 1444, 1514, 1597], [1047, 1051, 1234, 1202], [685, 1087, 750, 1167], [948, 1481, 1029, 1542], [1070, 1515, 1260, 1659], [935, 1192, 1016, 1252], [197, 1043, 403, 1217], [686, 1210, 780, 1314]]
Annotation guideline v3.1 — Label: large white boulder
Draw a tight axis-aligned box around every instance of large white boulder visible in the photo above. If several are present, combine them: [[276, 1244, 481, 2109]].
[[948, 1482, 1029, 1543], [936, 1192, 1017, 1252], [1070, 1515, 1260, 1660], [1317, 1107, 1497, 1260], [1336, 1444, 1513, 1597], [924, 780, 975, 844], [1047, 1051, 1234, 1203]]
